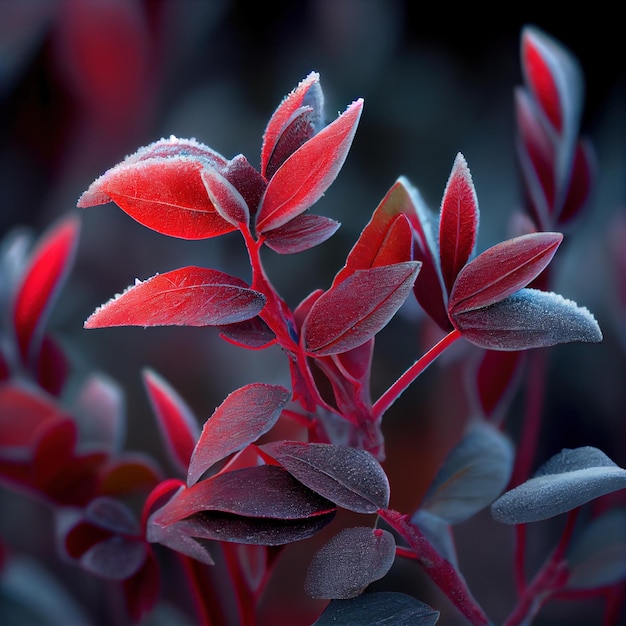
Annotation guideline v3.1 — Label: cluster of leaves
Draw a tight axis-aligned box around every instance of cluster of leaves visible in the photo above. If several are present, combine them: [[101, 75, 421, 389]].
[[1, 24, 624, 626]]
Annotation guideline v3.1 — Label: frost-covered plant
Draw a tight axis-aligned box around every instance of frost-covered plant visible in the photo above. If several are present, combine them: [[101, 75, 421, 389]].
[[1, 25, 623, 626]]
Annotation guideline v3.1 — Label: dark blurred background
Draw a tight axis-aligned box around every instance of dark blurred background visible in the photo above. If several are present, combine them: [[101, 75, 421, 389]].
[[1, 1, 624, 624]]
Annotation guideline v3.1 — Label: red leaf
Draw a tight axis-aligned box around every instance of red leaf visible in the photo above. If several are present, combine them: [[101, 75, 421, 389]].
[[122, 549, 161, 623], [438, 153, 479, 293], [78, 157, 236, 240], [187, 383, 290, 486], [303, 262, 420, 356], [256, 99, 363, 233], [558, 139, 595, 227], [143, 369, 200, 477], [261, 72, 322, 178], [263, 213, 340, 254], [84, 266, 266, 328], [448, 233, 563, 316], [201, 167, 250, 227], [13, 214, 80, 362], [334, 179, 415, 286]]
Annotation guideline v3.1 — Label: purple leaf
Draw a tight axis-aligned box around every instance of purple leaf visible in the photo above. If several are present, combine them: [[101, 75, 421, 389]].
[[303, 262, 421, 356], [256, 99, 363, 233], [448, 232, 563, 316], [217, 317, 276, 349], [451, 288, 602, 350], [566, 508, 626, 590], [146, 517, 215, 565], [84, 266, 266, 328], [80, 536, 147, 581], [313, 592, 440, 626], [84, 497, 140, 535], [143, 369, 200, 477], [304, 527, 395, 599], [187, 383, 290, 486], [438, 153, 479, 294], [418, 421, 514, 524], [171, 509, 335, 546], [491, 447, 626, 524], [260, 441, 389, 513], [263, 214, 341, 254], [154, 465, 336, 527]]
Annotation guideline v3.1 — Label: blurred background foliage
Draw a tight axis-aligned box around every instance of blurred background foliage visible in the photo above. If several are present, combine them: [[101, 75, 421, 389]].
[[0, 1, 624, 624]]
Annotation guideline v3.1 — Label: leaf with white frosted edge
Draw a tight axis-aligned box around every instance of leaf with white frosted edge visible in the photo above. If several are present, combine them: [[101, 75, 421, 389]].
[[312, 592, 440, 626], [452, 288, 602, 350], [304, 527, 396, 599], [491, 447, 626, 524], [566, 508, 626, 590], [419, 421, 514, 524]]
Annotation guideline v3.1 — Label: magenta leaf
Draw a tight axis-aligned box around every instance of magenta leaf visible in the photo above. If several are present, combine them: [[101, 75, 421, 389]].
[[452, 288, 602, 350], [13, 214, 81, 362], [256, 98, 363, 233], [78, 157, 236, 240], [492, 447, 626, 524], [418, 421, 514, 524], [566, 508, 626, 590], [261, 72, 323, 178], [187, 383, 290, 486], [438, 153, 479, 294], [303, 262, 421, 356], [263, 214, 341, 254], [142, 369, 200, 477], [304, 527, 396, 599], [201, 166, 250, 227], [80, 535, 147, 581], [261, 441, 389, 513], [313, 592, 440, 626], [448, 232, 563, 316], [153, 465, 336, 526], [84, 266, 266, 328]]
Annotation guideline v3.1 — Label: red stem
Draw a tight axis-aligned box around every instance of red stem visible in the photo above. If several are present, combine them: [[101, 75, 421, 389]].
[[380, 508, 490, 626], [372, 328, 462, 420], [179, 555, 220, 626]]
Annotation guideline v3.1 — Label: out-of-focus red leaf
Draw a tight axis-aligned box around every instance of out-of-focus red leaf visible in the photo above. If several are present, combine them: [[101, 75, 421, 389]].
[[260, 442, 389, 513], [264, 214, 340, 254], [515, 88, 555, 228], [143, 369, 199, 477], [448, 233, 563, 316], [98, 453, 162, 496], [36, 335, 70, 396], [438, 153, 479, 293], [558, 139, 595, 227], [201, 167, 250, 227], [78, 157, 236, 240], [187, 383, 290, 486], [261, 72, 322, 178], [123, 549, 161, 623], [303, 262, 420, 356], [84, 266, 266, 328], [256, 99, 363, 233], [154, 465, 336, 527], [12, 214, 80, 362], [304, 527, 396, 599], [0, 384, 66, 448]]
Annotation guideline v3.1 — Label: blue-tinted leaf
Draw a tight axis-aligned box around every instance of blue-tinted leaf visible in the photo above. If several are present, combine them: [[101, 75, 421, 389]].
[[419, 421, 514, 524], [452, 288, 602, 350], [566, 508, 626, 589], [312, 592, 440, 626], [80, 536, 147, 581], [491, 447, 626, 524], [84, 497, 139, 535], [410, 510, 457, 567], [260, 441, 389, 513], [304, 527, 396, 599]]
